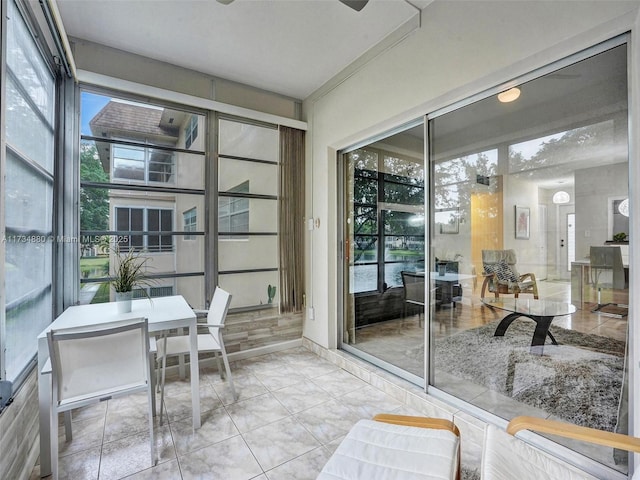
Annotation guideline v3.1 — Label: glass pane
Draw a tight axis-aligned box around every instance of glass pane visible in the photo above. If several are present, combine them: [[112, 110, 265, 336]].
[[5, 76, 55, 172], [81, 139, 204, 189], [80, 188, 203, 281], [218, 198, 277, 233], [6, 0, 55, 127], [219, 236, 278, 272], [342, 122, 425, 379], [6, 289, 52, 380], [430, 44, 629, 473], [218, 271, 279, 309], [219, 119, 279, 162], [4, 240, 52, 380], [219, 157, 278, 196], [5, 151, 53, 231], [5, 240, 52, 304], [4, 0, 56, 383], [113, 145, 145, 181]]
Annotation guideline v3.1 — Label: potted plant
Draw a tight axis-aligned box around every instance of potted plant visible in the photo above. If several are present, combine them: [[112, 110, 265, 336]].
[[112, 247, 153, 313], [612, 232, 628, 243]]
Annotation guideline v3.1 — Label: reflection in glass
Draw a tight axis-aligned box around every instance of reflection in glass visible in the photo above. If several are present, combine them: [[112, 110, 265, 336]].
[[430, 44, 629, 473], [342, 123, 426, 380], [217, 118, 280, 311], [79, 89, 206, 309]]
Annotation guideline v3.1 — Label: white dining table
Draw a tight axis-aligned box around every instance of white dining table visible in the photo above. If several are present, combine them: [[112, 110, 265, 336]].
[[37, 295, 200, 478]]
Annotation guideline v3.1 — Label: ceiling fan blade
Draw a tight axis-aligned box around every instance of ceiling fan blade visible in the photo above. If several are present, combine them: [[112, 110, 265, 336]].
[[339, 0, 369, 12]]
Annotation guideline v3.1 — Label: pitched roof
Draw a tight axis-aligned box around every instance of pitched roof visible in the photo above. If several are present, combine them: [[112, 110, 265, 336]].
[[89, 101, 179, 140]]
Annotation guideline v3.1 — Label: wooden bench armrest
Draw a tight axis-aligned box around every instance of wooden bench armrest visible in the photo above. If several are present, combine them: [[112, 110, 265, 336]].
[[507, 416, 640, 453], [373, 413, 460, 436]]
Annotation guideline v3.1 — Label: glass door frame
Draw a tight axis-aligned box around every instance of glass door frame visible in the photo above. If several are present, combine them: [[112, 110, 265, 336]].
[[337, 118, 428, 388]]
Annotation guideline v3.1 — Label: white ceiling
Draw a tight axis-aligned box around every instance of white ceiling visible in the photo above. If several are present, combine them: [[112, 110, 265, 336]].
[[55, 0, 427, 100]]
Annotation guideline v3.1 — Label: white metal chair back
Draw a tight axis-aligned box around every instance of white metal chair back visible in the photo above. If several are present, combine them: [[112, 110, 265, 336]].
[[206, 287, 232, 339], [48, 318, 150, 406], [46, 317, 155, 478]]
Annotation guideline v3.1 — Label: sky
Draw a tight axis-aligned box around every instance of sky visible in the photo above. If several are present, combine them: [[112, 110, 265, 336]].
[[80, 92, 110, 136]]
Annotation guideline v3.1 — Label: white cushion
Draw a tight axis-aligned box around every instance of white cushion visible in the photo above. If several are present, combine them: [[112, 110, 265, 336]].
[[317, 419, 459, 480], [481, 425, 598, 480], [157, 333, 221, 358]]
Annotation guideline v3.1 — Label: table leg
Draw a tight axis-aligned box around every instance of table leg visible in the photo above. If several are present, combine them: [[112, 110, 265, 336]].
[[530, 315, 557, 355], [37, 336, 52, 478], [494, 313, 558, 355], [494, 312, 522, 337], [189, 320, 201, 429]]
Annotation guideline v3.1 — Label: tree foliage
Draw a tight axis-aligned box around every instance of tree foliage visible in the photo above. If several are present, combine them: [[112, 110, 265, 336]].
[[80, 142, 109, 235]]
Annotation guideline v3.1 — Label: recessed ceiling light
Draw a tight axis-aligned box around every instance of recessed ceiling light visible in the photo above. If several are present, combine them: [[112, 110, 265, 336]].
[[498, 87, 521, 103]]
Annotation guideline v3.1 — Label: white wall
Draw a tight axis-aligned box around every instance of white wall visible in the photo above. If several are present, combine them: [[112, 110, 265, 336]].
[[575, 162, 629, 258], [302, 0, 640, 348]]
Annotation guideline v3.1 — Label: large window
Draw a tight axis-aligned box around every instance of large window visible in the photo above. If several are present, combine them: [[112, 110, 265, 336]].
[[218, 181, 250, 236], [217, 119, 279, 309], [347, 146, 424, 294], [79, 91, 206, 309], [340, 40, 630, 477], [112, 144, 175, 184], [115, 207, 173, 252], [2, 0, 56, 384], [341, 123, 425, 377], [428, 43, 629, 474], [183, 207, 197, 240]]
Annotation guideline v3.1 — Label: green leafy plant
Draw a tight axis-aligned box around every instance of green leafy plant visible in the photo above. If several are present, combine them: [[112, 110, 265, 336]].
[[112, 247, 154, 294], [612, 232, 628, 242]]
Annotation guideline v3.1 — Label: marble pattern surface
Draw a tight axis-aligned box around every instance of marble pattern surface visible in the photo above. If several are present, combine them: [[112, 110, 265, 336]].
[[32, 346, 418, 480]]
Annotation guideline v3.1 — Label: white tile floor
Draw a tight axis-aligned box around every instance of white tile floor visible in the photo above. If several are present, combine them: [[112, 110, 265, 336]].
[[31, 347, 433, 480]]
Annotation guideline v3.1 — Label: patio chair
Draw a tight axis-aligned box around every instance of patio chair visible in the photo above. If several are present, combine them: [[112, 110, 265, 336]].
[[318, 414, 640, 480], [156, 287, 237, 423], [401, 271, 426, 326], [47, 317, 155, 479], [317, 413, 461, 480], [481, 249, 539, 299]]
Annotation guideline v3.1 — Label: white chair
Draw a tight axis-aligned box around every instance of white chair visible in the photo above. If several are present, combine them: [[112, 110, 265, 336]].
[[318, 414, 461, 480], [46, 317, 155, 480], [157, 287, 236, 423], [319, 413, 640, 480]]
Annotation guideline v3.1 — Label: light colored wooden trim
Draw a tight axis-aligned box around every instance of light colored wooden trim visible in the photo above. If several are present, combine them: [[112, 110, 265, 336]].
[[373, 413, 460, 436], [508, 416, 640, 453]]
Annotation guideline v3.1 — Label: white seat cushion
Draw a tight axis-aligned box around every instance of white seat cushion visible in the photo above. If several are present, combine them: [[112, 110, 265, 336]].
[[157, 333, 221, 358], [317, 419, 459, 480], [481, 425, 598, 480]]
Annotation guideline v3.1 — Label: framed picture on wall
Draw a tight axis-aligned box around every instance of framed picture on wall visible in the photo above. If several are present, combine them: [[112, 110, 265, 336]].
[[515, 206, 530, 239]]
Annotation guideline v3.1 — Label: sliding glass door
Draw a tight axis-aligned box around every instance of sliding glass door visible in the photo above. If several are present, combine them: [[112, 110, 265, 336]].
[[429, 40, 630, 474], [339, 37, 630, 476], [340, 122, 426, 382]]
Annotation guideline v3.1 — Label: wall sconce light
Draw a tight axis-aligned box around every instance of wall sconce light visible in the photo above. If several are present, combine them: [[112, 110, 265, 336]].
[[618, 198, 629, 217], [552, 191, 570, 204], [498, 87, 521, 103]]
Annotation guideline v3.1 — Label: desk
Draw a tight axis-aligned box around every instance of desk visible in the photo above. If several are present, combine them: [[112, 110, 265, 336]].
[[482, 298, 576, 355], [428, 272, 476, 306], [38, 295, 199, 477], [571, 260, 629, 308]]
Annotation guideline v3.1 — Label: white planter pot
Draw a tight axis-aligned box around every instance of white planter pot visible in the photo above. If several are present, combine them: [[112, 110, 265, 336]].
[[115, 291, 133, 313]]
